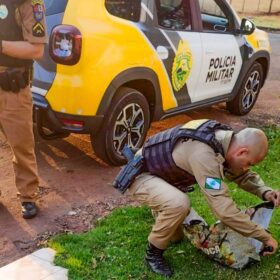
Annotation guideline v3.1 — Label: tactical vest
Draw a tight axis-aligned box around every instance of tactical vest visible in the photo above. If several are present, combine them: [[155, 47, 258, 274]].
[[142, 120, 232, 192], [0, 0, 32, 67]]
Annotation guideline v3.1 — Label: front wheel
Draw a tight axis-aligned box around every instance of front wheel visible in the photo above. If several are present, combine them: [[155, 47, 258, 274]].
[[91, 87, 150, 165], [227, 62, 264, 115]]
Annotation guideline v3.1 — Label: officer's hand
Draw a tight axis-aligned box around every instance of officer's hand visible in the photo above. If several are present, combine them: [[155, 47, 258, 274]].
[[261, 236, 278, 256], [245, 207, 255, 217], [264, 190, 280, 207]]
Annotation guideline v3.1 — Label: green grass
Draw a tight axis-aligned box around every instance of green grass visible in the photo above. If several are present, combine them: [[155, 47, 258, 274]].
[[253, 15, 280, 29], [49, 127, 280, 280], [240, 13, 280, 29]]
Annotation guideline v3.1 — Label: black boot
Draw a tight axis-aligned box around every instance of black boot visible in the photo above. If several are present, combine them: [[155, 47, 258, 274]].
[[21, 202, 38, 219], [145, 243, 173, 277]]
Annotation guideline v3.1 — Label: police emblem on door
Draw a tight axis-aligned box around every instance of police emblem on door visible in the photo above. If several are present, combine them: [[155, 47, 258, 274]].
[[172, 40, 192, 92]]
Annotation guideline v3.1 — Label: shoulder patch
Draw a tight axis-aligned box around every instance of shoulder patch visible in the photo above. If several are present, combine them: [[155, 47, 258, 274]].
[[32, 0, 44, 22], [205, 177, 222, 190], [32, 0, 44, 5], [32, 22, 45, 37]]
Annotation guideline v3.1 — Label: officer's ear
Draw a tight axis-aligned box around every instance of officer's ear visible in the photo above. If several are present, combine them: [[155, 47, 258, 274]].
[[236, 147, 249, 157]]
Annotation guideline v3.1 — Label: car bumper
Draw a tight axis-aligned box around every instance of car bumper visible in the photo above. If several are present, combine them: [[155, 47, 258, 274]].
[[32, 93, 104, 135]]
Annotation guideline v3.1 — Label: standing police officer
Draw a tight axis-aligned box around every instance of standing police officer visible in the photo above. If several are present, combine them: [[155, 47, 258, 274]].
[[114, 119, 280, 277], [0, 0, 47, 218]]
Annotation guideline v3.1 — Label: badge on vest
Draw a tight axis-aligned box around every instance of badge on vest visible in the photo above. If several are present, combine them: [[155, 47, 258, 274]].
[[0, 5, 8, 20], [205, 177, 222, 190]]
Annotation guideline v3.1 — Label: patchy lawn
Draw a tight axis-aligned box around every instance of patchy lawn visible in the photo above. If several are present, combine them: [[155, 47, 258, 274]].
[[49, 127, 280, 280], [240, 13, 280, 29]]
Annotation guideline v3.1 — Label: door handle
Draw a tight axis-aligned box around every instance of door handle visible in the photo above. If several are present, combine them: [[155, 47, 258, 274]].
[[214, 24, 227, 32]]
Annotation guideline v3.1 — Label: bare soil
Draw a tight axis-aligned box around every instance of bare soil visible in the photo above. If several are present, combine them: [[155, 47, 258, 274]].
[[0, 33, 279, 267]]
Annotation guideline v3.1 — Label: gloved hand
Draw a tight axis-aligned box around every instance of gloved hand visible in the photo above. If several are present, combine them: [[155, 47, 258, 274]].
[[261, 235, 278, 256]]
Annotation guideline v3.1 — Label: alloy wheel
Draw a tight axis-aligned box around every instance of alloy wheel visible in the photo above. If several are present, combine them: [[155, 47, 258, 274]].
[[113, 103, 145, 155], [242, 70, 260, 110]]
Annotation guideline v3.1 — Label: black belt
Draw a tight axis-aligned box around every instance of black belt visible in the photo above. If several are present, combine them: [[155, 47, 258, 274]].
[[0, 68, 30, 93]]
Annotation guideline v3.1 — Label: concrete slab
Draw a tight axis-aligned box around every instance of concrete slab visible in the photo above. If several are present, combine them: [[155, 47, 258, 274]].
[[0, 248, 68, 280]]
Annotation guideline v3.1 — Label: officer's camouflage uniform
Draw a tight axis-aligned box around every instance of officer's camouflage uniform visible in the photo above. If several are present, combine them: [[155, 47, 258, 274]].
[[0, 0, 47, 203], [128, 121, 273, 250]]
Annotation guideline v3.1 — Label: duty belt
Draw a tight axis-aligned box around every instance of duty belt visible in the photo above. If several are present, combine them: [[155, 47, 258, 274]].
[[0, 68, 30, 93]]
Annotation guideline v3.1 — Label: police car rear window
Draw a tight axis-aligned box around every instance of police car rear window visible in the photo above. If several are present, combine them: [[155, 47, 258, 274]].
[[105, 0, 141, 22], [44, 0, 68, 16]]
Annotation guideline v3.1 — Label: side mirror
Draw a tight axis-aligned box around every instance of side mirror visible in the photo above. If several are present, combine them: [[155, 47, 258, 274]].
[[239, 18, 255, 35]]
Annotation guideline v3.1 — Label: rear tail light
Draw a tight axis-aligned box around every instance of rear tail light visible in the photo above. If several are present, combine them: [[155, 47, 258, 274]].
[[60, 118, 84, 129], [49, 25, 82, 65]]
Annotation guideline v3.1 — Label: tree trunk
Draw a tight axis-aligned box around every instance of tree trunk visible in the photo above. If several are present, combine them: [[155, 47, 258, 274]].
[[242, 0, 246, 12], [268, 0, 274, 14]]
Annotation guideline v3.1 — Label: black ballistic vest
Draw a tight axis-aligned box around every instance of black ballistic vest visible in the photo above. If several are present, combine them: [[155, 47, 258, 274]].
[[0, 0, 32, 67], [142, 120, 232, 192]]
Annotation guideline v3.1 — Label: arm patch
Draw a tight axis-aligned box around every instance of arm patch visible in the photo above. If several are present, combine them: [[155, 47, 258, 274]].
[[31, 0, 45, 37], [32, 22, 45, 37], [205, 177, 222, 190]]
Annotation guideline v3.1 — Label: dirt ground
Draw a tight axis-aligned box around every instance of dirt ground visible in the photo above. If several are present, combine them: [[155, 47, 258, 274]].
[[0, 33, 280, 268]]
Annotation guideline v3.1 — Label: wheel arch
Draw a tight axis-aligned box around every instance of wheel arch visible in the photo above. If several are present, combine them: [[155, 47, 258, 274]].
[[255, 56, 269, 87], [96, 67, 163, 122], [230, 50, 270, 101]]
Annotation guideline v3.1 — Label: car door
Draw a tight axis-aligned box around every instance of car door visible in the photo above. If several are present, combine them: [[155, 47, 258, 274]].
[[145, 0, 203, 108], [193, 0, 243, 102]]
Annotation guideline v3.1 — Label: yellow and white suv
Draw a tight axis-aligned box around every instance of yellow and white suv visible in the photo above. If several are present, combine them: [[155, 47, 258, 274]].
[[32, 0, 271, 165]]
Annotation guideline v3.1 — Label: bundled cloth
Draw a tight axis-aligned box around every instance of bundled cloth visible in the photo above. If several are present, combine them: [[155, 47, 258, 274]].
[[183, 202, 274, 269]]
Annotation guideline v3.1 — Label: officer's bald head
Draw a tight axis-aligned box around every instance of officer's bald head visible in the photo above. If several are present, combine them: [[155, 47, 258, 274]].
[[233, 128, 268, 160], [226, 128, 268, 173]]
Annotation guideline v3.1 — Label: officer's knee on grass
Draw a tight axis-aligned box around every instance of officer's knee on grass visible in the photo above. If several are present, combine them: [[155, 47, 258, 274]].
[[170, 193, 190, 217]]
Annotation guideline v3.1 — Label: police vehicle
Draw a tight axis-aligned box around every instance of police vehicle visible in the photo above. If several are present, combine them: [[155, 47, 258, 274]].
[[32, 0, 271, 165]]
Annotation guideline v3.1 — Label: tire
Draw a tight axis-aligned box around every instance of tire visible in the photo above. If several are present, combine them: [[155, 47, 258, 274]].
[[91, 87, 150, 165], [227, 62, 264, 115]]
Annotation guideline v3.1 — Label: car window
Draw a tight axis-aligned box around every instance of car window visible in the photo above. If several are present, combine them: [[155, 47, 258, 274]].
[[156, 0, 192, 30], [44, 0, 68, 16], [198, 0, 232, 33], [105, 0, 141, 22]]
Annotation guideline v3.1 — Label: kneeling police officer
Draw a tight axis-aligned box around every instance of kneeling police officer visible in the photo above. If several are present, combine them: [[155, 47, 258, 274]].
[[114, 119, 280, 277], [0, 0, 47, 218]]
